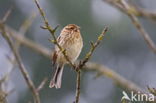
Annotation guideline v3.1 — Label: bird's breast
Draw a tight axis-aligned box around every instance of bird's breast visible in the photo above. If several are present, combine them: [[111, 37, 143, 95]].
[[65, 35, 83, 62], [56, 32, 83, 64]]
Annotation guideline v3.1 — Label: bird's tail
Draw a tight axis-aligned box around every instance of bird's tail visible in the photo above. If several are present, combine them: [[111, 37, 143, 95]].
[[49, 64, 64, 89]]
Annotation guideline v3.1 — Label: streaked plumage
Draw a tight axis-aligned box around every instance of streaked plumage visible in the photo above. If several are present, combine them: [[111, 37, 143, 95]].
[[49, 24, 83, 89]]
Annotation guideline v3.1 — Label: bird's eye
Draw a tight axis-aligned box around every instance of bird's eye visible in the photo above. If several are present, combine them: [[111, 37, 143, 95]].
[[70, 27, 74, 29]]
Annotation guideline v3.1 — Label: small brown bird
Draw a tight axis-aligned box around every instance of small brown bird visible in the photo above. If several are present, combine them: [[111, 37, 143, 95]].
[[49, 24, 83, 89]]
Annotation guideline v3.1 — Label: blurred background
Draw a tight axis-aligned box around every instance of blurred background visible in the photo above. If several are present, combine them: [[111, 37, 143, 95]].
[[0, 0, 156, 103]]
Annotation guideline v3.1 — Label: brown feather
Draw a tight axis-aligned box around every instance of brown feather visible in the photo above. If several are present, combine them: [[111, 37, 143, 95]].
[[49, 24, 83, 89], [52, 51, 57, 66]]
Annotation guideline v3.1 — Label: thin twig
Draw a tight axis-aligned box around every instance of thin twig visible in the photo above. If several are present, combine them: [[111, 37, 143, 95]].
[[85, 62, 143, 92], [19, 12, 37, 34], [147, 86, 156, 96], [36, 78, 48, 92], [74, 70, 81, 103], [14, 12, 37, 49], [0, 74, 9, 103], [73, 27, 108, 103], [74, 27, 108, 103], [0, 22, 40, 103], [2, 25, 51, 58], [136, 8, 156, 21], [5, 89, 15, 97], [104, 0, 156, 54], [2, 7, 12, 23], [120, 0, 156, 53], [0, 90, 7, 103], [17, 12, 36, 49], [8, 13, 37, 69], [78, 27, 108, 69], [104, 0, 156, 21], [0, 74, 9, 86]]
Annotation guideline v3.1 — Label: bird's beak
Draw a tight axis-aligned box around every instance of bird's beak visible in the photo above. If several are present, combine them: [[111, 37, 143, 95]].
[[77, 26, 80, 29]]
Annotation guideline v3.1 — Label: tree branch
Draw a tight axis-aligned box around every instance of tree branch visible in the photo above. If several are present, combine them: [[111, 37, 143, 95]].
[[74, 71, 81, 103], [74, 27, 108, 103], [104, 0, 156, 21], [103, 0, 156, 54], [0, 22, 40, 103], [85, 62, 143, 92], [4, 25, 51, 58], [36, 78, 48, 92], [78, 27, 108, 69]]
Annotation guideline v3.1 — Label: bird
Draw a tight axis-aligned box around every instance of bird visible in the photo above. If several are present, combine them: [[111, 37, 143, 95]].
[[49, 24, 83, 89]]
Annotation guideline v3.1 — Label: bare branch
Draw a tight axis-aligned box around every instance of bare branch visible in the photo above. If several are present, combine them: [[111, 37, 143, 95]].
[[36, 78, 48, 92], [18, 12, 37, 34], [121, 0, 156, 53], [0, 22, 40, 103], [10, 13, 37, 69], [85, 62, 143, 92], [104, 0, 156, 54], [2, 25, 51, 58], [147, 86, 156, 96], [104, 0, 156, 21], [74, 71, 81, 103], [78, 27, 108, 69], [2, 7, 12, 23], [136, 8, 156, 21], [0, 68, 14, 86], [5, 89, 15, 97], [0, 90, 7, 103], [73, 27, 108, 103]]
